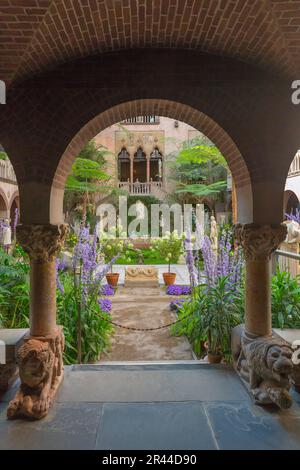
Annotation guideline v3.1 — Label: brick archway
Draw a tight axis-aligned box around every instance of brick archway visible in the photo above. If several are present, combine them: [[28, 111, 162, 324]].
[[51, 99, 252, 225]]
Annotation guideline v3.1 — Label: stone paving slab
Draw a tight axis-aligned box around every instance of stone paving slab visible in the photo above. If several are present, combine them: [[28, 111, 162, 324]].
[[96, 402, 217, 450], [204, 401, 300, 450], [56, 365, 248, 403], [0, 402, 102, 450]]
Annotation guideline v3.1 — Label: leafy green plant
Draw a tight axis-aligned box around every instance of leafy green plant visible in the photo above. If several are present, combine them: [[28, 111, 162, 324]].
[[0, 247, 30, 329], [56, 271, 113, 364], [165, 135, 228, 209], [100, 228, 133, 271], [171, 293, 206, 356], [65, 232, 78, 250], [271, 270, 300, 329], [198, 277, 242, 359], [151, 231, 184, 272], [172, 277, 243, 361], [64, 139, 113, 225]]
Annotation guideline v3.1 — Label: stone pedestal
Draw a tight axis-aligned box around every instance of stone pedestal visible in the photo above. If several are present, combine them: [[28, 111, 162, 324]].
[[0, 328, 28, 394]]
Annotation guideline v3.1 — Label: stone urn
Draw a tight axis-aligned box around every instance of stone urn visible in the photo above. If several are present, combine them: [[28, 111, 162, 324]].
[[106, 273, 119, 287], [163, 272, 176, 286]]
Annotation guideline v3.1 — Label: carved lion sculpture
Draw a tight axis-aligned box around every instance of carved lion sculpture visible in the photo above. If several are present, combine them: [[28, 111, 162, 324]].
[[7, 331, 64, 420], [243, 337, 293, 409], [231, 326, 294, 409]]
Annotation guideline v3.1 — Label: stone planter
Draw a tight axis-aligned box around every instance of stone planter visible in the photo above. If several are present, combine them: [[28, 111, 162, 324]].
[[106, 273, 119, 287], [163, 272, 176, 286]]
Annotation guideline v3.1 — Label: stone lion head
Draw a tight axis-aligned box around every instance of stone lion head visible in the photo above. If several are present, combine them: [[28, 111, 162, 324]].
[[18, 339, 52, 388], [266, 344, 293, 386]]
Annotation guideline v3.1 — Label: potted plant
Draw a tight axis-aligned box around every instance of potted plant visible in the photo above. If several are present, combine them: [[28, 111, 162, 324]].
[[151, 231, 184, 285], [100, 228, 132, 286]]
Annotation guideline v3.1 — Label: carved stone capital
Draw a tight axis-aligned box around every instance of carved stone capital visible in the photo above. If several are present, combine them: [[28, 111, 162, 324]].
[[17, 224, 69, 263], [7, 327, 64, 420], [234, 223, 287, 261]]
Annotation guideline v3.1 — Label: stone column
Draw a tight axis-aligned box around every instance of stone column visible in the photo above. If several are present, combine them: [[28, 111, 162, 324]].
[[146, 157, 150, 183], [130, 157, 134, 187], [7, 223, 69, 420], [234, 223, 286, 337]]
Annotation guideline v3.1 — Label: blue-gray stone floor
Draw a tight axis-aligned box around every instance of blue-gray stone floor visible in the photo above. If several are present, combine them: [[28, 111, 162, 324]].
[[1, 363, 300, 450]]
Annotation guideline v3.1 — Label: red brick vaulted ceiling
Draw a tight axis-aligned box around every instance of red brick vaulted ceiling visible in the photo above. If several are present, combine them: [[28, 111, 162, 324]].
[[1, 0, 300, 85]]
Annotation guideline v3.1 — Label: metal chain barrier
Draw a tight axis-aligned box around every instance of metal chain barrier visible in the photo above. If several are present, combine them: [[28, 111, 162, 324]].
[[97, 309, 194, 332]]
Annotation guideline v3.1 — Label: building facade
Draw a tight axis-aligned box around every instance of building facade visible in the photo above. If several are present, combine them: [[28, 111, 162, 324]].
[[94, 116, 232, 223], [94, 116, 201, 199]]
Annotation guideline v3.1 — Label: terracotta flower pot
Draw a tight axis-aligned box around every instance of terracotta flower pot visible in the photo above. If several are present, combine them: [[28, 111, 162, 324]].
[[207, 352, 222, 364], [106, 273, 119, 287], [163, 272, 176, 286]]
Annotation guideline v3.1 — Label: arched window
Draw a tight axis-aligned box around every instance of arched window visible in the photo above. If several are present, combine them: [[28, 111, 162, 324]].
[[150, 147, 162, 160], [118, 147, 130, 160], [134, 146, 146, 160], [150, 147, 163, 182], [133, 147, 146, 182], [118, 147, 130, 182]]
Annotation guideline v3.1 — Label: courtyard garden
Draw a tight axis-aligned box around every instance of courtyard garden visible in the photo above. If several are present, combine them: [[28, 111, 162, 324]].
[[1, 219, 300, 365]]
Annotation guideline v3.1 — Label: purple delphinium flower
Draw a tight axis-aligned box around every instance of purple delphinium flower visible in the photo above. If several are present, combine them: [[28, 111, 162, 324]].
[[184, 231, 198, 288], [55, 258, 65, 295], [166, 285, 191, 296], [202, 235, 217, 287], [100, 284, 115, 296], [201, 230, 244, 291], [13, 207, 19, 235], [98, 298, 112, 313], [181, 285, 191, 295], [166, 285, 182, 296], [286, 209, 300, 224]]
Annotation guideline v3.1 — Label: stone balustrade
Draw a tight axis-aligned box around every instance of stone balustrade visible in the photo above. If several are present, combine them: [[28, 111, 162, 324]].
[[118, 181, 162, 195]]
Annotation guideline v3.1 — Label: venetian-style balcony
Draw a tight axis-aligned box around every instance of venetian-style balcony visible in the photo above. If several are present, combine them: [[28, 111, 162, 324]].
[[288, 151, 300, 177], [0, 159, 17, 183], [118, 181, 163, 195]]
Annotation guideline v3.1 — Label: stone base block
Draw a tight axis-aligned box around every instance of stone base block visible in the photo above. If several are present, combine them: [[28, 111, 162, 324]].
[[124, 267, 159, 288]]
